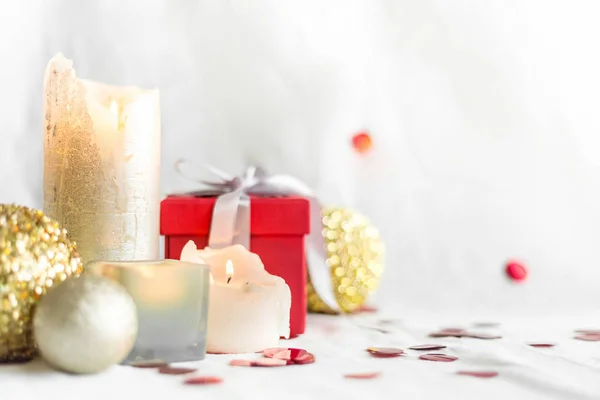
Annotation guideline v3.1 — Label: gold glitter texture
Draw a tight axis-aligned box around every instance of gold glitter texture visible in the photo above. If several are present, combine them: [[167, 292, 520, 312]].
[[307, 207, 385, 314], [43, 54, 161, 265], [0, 204, 82, 362]]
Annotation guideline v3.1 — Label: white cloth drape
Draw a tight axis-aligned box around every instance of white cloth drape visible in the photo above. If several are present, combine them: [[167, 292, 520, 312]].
[[1, 0, 600, 318]]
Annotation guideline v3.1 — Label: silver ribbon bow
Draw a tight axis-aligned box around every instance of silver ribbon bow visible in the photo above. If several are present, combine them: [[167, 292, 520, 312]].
[[175, 159, 340, 311]]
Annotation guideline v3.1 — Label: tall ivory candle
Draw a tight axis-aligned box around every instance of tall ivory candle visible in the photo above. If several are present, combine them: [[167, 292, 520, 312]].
[[181, 242, 291, 354], [43, 54, 161, 263]]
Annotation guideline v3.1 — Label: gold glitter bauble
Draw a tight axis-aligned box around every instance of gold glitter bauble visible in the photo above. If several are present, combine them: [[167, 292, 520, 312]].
[[307, 207, 385, 314], [0, 204, 83, 362]]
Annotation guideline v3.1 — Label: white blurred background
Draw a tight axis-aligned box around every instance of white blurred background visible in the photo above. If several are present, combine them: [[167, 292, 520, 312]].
[[2, 0, 600, 318]]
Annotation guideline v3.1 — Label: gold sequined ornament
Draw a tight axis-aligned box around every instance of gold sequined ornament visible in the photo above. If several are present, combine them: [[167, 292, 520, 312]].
[[307, 207, 385, 314], [0, 204, 83, 362]]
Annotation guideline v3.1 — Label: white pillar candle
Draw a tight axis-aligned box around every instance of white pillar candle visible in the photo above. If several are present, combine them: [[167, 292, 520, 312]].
[[43, 53, 161, 263], [181, 241, 291, 354]]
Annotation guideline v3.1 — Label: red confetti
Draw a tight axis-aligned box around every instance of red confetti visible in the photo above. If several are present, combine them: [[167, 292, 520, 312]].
[[292, 352, 316, 365], [409, 344, 447, 351], [158, 366, 197, 375], [429, 330, 465, 338], [463, 332, 502, 340], [457, 371, 498, 378], [366, 347, 404, 357], [357, 304, 378, 313], [344, 372, 381, 379], [574, 334, 600, 342], [130, 360, 168, 369], [263, 348, 287, 358], [575, 329, 600, 335], [441, 328, 465, 333], [419, 353, 458, 362], [251, 358, 290, 367], [351, 132, 373, 154], [253, 348, 315, 366], [229, 359, 253, 367], [183, 376, 223, 385], [527, 343, 555, 348], [505, 260, 527, 282], [272, 348, 307, 361]]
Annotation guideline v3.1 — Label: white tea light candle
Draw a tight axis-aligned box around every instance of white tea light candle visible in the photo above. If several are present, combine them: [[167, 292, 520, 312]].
[[43, 53, 161, 263], [181, 242, 291, 354]]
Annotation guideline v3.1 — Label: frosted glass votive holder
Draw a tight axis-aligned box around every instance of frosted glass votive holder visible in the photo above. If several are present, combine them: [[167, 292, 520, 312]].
[[87, 260, 210, 364]]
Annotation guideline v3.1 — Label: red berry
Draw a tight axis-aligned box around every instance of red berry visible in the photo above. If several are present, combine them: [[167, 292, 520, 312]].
[[505, 260, 527, 282], [351, 132, 373, 154]]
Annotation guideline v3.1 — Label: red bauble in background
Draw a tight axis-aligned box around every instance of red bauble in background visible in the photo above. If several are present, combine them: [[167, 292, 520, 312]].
[[505, 260, 528, 282], [351, 131, 373, 154]]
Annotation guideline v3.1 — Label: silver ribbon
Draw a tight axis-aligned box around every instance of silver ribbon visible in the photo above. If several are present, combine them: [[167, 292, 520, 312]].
[[174, 160, 340, 311]]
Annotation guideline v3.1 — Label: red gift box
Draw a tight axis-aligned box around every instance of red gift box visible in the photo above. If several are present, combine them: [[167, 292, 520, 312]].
[[160, 195, 310, 336]]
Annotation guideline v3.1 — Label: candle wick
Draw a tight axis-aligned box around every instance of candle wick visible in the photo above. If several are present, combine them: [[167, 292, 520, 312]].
[[227, 276, 232, 284]]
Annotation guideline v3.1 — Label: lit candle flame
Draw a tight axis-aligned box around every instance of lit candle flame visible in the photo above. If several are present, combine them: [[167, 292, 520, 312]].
[[226, 260, 234, 283]]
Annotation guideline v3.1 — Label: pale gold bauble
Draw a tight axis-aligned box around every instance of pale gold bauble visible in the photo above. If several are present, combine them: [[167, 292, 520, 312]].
[[0, 204, 83, 362], [307, 207, 385, 314], [34, 274, 138, 374]]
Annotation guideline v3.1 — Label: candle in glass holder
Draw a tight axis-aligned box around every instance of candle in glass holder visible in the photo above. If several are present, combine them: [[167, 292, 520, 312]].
[[87, 260, 210, 364], [43, 53, 161, 263], [181, 241, 291, 354]]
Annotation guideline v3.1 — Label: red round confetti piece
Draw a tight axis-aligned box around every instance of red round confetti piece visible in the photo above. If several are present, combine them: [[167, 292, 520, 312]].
[[440, 328, 465, 333], [505, 260, 527, 282], [184, 376, 223, 385], [272, 348, 307, 361], [409, 344, 447, 351], [292, 352, 316, 365], [158, 366, 197, 375], [366, 347, 404, 357], [357, 304, 378, 313], [351, 132, 373, 154], [575, 329, 600, 335], [574, 334, 600, 342], [457, 371, 498, 378], [229, 359, 253, 367], [429, 331, 464, 338], [263, 348, 287, 358], [527, 343, 555, 348], [251, 358, 290, 367], [419, 353, 458, 362], [344, 372, 381, 379], [463, 332, 502, 340]]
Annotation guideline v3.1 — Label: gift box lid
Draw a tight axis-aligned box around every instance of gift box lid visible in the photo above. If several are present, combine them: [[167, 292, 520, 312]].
[[160, 195, 310, 236]]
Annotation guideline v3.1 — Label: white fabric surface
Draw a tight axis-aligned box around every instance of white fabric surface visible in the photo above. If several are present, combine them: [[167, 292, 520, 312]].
[[3, 313, 600, 400]]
